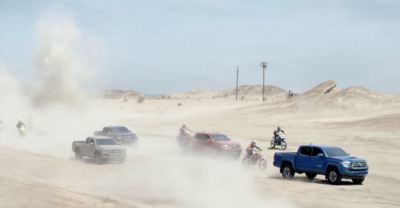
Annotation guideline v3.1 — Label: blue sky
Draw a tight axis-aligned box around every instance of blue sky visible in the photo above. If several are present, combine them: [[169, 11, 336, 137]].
[[1, 0, 399, 94]]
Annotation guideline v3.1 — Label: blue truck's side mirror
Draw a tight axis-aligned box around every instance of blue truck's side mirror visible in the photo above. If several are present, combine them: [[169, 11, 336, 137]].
[[317, 153, 324, 158]]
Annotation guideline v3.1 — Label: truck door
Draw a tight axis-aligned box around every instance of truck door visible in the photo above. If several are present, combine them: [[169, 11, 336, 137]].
[[195, 134, 211, 151], [295, 146, 312, 171], [311, 147, 325, 173], [80, 137, 90, 155], [104, 127, 111, 136], [82, 137, 96, 157]]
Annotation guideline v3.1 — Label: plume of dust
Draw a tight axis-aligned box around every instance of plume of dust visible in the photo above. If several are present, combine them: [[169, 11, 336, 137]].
[[0, 64, 31, 127], [31, 11, 98, 108], [0, 10, 106, 158]]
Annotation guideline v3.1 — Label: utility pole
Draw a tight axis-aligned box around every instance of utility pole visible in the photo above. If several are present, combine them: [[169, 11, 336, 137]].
[[235, 66, 239, 101], [260, 62, 267, 102]]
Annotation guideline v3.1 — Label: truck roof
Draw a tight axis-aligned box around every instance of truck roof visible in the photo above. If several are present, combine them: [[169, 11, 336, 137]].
[[300, 145, 341, 148], [90, 136, 114, 140], [196, 132, 225, 136], [104, 125, 127, 128]]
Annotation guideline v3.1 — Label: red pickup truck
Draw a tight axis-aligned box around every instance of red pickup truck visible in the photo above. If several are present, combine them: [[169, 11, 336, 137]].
[[179, 132, 242, 159]]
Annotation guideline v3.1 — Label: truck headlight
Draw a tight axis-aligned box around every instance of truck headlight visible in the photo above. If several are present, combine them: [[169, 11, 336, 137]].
[[341, 161, 351, 167], [221, 145, 229, 150]]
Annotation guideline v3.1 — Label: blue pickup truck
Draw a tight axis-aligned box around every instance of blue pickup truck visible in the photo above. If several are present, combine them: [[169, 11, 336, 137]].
[[273, 145, 368, 184]]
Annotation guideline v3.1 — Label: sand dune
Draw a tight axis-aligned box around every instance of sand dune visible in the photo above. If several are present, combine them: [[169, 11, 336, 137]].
[[0, 80, 399, 208]]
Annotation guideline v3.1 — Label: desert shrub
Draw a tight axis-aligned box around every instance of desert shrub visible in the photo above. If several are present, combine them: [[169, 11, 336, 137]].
[[137, 96, 146, 103]]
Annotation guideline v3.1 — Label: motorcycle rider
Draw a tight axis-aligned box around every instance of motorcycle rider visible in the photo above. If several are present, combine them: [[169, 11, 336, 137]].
[[16, 118, 26, 133], [273, 126, 285, 143], [0, 118, 3, 131], [246, 140, 262, 158], [180, 123, 191, 136]]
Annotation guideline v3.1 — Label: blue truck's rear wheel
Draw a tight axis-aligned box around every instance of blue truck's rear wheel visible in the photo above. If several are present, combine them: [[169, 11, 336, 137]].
[[282, 164, 294, 179]]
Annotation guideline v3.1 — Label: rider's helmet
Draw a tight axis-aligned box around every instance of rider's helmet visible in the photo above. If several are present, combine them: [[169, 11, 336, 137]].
[[251, 140, 257, 146], [277, 126, 281, 131], [182, 123, 186, 127]]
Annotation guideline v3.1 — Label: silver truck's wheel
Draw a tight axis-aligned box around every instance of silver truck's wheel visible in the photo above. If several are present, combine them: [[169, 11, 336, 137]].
[[94, 152, 103, 164], [258, 159, 267, 170], [282, 164, 294, 179], [328, 169, 341, 184], [75, 149, 82, 160], [281, 141, 287, 150]]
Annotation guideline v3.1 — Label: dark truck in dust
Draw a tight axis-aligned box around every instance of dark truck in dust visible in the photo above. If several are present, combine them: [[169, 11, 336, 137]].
[[94, 126, 138, 145], [273, 145, 368, 184], [72, 136, 127, 164], [178, 132, 242, 159]]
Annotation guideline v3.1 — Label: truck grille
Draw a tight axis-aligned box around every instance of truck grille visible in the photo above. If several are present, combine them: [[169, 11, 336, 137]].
[[352, 162, 367, 169], [111, 149, 123, 154], [229, 145, 242, 150]]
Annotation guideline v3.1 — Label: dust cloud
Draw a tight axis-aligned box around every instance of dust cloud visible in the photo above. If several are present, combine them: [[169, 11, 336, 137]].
[[0, 11, 294, 208]]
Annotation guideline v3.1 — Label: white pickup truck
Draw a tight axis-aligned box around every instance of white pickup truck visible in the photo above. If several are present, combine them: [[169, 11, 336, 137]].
[[72, 136, 126, 164]]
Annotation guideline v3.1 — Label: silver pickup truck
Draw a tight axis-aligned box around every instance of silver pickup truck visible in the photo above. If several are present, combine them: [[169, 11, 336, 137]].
[[72, 136, 127, 164]]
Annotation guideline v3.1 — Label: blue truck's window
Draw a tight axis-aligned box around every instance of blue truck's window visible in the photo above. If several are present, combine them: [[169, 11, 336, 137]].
[[300, 147, 312, 156], [324, 147, 347, 157], [312, 148, 323, 156]]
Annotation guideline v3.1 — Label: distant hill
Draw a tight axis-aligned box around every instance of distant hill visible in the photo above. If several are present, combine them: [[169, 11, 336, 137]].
[[101, 80, 400, 108], [169, 85, 288, 101], [101, 89, 144, 99]]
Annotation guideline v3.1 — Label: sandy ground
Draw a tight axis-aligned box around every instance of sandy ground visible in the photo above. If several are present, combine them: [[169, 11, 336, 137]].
[[0, 95, 399, 208]]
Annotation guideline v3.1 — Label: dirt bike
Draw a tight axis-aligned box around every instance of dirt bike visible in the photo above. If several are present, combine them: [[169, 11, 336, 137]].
[[176, 129, 192, 148], [270, 132, 287, 150], [242, 149, 267, 170], [17, 125, 26, 137]]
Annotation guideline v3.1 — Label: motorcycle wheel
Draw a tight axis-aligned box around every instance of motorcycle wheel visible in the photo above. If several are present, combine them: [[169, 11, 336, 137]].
[[281, 141, 287, 150], [242, 157, 251, 168], [258, 158, 267, 170], [270, 139, 275, 148]]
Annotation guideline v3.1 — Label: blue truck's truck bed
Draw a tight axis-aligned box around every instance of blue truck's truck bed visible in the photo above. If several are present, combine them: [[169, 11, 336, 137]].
[[273, 145, 368, 184]]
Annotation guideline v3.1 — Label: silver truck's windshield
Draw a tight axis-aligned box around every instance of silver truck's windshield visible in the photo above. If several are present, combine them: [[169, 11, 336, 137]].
[[96, 139, 117, 145], [324, 147, 348, 157], [211, 135, 229, 142], [111, 127, 130, 133]]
